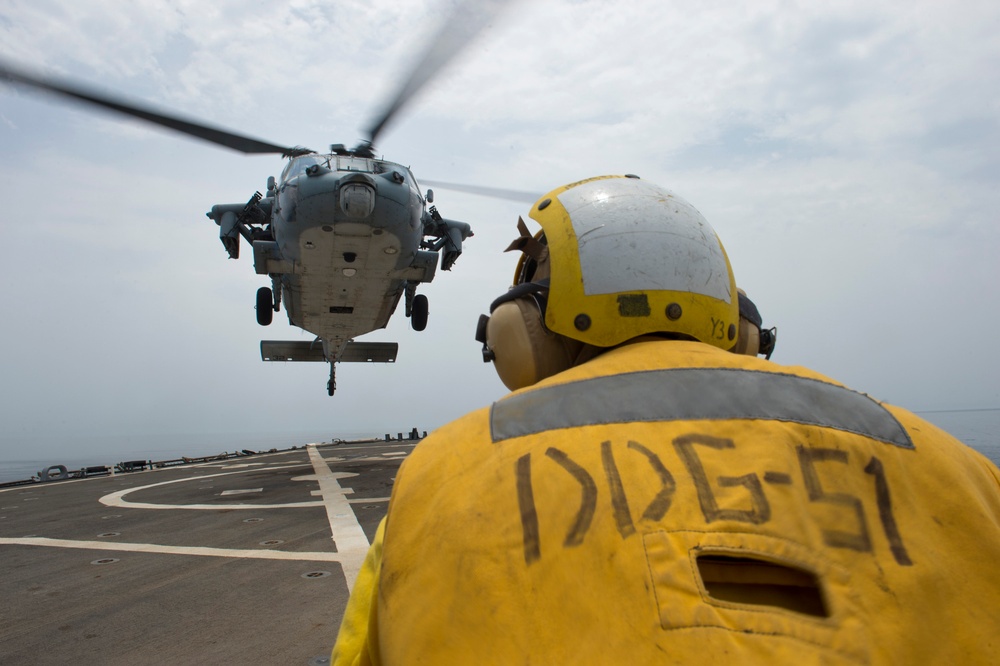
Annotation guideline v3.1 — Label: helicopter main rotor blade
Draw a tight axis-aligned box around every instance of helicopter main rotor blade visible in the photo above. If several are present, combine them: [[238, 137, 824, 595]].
[[421, 179, 540, 204], [0, 59, 312, 157], [363, 0, 513, 148]]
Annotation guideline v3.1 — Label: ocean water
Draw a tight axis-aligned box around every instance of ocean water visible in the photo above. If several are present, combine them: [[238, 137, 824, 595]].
[[917, 408, 1000, 467], [0, 429, 383, 484], [1, 412, 997, 485]]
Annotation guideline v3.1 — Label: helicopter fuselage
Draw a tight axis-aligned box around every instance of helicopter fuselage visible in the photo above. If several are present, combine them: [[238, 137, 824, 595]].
[[270, 154, 436, 359], [210, 152, 454, 369], [0, 0, 491, 397], [208, 149, 472, 394]]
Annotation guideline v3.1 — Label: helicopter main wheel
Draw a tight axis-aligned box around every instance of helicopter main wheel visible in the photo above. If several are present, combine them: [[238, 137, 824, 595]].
[[256, 287, 273, 326], [411, 294, 428, 331]]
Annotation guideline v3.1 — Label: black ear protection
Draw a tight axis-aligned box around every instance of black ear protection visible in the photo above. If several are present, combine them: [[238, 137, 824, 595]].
[[735, 291, 777, 359]]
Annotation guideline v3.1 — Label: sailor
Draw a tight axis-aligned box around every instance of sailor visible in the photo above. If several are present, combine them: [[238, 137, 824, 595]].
[[332, 175, 1000, 664]]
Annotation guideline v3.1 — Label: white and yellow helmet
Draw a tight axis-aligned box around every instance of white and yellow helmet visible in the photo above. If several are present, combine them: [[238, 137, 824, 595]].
[[477, 175, 758, 391]]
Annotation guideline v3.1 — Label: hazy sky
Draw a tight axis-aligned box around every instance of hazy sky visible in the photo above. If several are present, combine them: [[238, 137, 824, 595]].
[[1, 0, 997, 462]]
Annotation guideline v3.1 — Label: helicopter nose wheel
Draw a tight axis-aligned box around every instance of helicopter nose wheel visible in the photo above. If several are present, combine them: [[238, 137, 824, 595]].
[[411, 294, 428, 331], [256, 287, 273, 326]]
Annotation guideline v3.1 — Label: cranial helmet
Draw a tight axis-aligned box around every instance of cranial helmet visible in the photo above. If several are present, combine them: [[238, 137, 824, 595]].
[[476, 175, 772, 391]]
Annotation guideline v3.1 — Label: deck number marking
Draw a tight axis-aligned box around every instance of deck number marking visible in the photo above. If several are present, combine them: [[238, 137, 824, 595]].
[[864, 456, 912, 566], [675, 434, 770, 525], [516, 435, 912, 567], [796, 446, 871, 552]]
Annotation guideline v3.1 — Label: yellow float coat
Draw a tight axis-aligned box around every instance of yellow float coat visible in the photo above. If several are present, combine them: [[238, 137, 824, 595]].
[[333, 340, 1000, 665]]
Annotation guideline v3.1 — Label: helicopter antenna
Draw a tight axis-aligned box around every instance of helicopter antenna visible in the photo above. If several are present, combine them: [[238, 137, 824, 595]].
[[0, 59, 313, 157], [361, 0, 513, 150]]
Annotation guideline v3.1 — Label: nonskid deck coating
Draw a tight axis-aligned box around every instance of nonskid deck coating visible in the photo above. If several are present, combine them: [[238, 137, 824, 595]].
[[0, 440, 414, 665]]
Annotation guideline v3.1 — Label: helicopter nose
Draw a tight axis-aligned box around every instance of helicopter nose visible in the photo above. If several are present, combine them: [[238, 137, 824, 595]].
[[341, 182, 376, 219]]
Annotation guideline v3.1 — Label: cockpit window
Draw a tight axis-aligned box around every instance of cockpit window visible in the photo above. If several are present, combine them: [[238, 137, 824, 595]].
[[278, 154, 418, 192], [279, 155, 328, 183], [336, 156, 375, 173]]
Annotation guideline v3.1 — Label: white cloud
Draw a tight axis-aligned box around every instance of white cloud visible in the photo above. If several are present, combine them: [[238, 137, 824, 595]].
[[0, 0, 997, 463]]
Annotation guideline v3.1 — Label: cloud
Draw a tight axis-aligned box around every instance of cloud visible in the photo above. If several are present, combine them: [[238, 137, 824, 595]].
[[0, 0, 997, 463]]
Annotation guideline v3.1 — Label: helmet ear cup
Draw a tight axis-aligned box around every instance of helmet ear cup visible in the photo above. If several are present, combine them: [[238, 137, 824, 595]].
[[733, 316, 761, 356], [486, 297, 581, 391], [733, 289, 777, 358]]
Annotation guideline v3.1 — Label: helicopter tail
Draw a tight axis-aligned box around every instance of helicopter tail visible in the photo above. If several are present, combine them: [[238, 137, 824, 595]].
[[260, 341, 398, 363], [260, 340, 398, 396]]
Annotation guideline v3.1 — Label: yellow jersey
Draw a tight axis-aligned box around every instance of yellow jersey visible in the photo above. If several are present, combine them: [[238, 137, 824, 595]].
[[334, 340, 1000, 665]]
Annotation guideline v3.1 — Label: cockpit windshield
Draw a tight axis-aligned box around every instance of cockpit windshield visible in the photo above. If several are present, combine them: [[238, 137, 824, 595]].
[[336, 156, 374, 173], [278, 154, 419, 193], [279, 154, 328, 183]]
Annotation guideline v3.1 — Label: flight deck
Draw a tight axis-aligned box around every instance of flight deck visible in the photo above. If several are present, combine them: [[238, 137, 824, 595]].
[[0, 440, 412, 665]]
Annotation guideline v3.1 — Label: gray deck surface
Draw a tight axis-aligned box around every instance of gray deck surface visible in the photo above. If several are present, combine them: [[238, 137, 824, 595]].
[[0, 440, 413, 665]]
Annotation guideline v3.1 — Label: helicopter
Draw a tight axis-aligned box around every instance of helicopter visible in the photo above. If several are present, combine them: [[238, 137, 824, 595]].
[[210, 145, 471, 396], [0, 4, 509, 397]]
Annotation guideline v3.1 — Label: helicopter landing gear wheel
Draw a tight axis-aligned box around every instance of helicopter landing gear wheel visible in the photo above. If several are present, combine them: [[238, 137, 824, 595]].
[[256, 287, 273, 326], [411, 294, 428, 331]]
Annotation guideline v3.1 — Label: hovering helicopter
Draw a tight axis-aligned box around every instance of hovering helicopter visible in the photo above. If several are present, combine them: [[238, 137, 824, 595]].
[[0, 4, 510, 397], [211, 144, 471, 397]]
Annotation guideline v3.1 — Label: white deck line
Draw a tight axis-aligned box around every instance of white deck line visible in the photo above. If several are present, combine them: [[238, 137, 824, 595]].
[[0, 536, 344, 562], [307, 444, 371, 591], [1, 448, 378, 587], [99, 464, 323, 510]]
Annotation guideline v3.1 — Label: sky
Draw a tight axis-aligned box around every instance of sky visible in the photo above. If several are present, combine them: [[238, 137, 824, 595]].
[[0, 0, 997, 463]]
